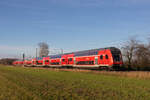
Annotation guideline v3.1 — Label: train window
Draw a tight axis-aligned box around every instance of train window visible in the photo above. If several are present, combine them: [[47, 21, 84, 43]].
[[100, 55, 103, 60], [105, 55, 109, 59], [45, 60, 49, 62], [76, 61, 94, 65], [89, 61, 94, 65], [36, 61, 38, 64], [113, 55, 120, 61], [69, 58, 73, 61], [62, 59, 65, 62], [51, 62, 59, 65]]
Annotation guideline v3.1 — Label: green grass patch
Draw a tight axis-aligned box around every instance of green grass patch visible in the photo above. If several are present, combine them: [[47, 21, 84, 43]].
[[0, 65, 150, 100]]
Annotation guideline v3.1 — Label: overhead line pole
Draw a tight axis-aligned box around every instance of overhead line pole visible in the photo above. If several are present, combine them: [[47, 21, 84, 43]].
[[36, 48, 38, 58]]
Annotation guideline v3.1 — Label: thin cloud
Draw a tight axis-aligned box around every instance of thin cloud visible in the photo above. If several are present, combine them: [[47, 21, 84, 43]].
[[0, 45, 36, 58]]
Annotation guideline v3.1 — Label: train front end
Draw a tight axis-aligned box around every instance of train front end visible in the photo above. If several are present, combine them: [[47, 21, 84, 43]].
[[110, 48, 123, 70]]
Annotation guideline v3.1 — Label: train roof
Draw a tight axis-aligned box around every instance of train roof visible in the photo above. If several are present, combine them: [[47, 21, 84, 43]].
[[48, 47, 120, 57], [36, 57, 44, 60], [73, 47, 120, 57], [35, 47, 121, 59], [49, 54, 61, 59]]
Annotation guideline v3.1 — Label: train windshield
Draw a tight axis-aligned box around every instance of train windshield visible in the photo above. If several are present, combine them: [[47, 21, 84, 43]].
[[110, 48, 122, 62], [112, 55, 121, 62]]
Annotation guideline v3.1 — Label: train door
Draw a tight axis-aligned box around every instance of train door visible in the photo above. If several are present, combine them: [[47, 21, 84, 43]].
[[103, 50, 111, 65], [99, 54, 105, 65], [98, 50, 110, 66], [61, 57, 68, 65], [98, 50, 105, 65], [68, 57, 74, 65], [62, 54, 74, 66], [95, 56, 98, 65], [103, 54, 109, 65], [44, 57, 50, 66], [67, 54, 74, 65]]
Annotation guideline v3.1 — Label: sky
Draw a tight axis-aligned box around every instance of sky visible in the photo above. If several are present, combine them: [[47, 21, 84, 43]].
[[0, 0, 150, 58]]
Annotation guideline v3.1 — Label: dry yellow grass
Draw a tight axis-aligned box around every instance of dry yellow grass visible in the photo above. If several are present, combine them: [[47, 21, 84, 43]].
[[23, 66, 150, 79], [96, 71, 150, 79]]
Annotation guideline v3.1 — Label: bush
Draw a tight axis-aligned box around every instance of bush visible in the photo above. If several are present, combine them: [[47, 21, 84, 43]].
[[0, 58, 18, 65]]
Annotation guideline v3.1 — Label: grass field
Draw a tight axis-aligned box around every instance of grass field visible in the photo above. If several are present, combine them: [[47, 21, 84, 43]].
[[0, 65, 150, 100]]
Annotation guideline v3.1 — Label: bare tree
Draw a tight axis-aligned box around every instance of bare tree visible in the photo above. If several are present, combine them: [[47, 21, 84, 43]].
[[135, 43, 150, 69], [122, 36, 150, 70], [38, 42, 49, 57], [148, 36, 150, 48], [122, 37, 138, 69]]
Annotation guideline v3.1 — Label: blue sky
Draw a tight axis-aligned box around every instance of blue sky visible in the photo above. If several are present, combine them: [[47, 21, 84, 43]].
[[0, 0, 150, 58]]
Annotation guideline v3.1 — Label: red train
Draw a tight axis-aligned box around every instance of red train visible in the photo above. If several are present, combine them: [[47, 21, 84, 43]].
[[13, 47, 123, 70]]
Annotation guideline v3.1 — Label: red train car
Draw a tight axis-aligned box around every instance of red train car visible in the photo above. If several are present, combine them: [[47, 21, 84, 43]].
[[43, 57, 50, 66], [24, 60, 32, 66], [49, 55, 61, 67], [36, 57, 43, 66], [13, 47, 123, 70], [13, 60, 24, 66], [72, 47, 123, 69], [47, 47, 123, 69], [32, 58, 37, 66], [61, 54, 74, 66]]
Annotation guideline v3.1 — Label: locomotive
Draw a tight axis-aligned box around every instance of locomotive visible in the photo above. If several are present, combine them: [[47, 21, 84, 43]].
[[13, 47, 123, 70]]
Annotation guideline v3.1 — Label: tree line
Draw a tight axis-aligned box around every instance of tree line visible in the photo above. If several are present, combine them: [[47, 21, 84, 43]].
[[122, 37, 150, 71], [0, 58, 18, 65]]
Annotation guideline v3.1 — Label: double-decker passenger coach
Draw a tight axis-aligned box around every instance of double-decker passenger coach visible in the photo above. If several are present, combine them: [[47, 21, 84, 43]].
[[14, 47, 123, 70]]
